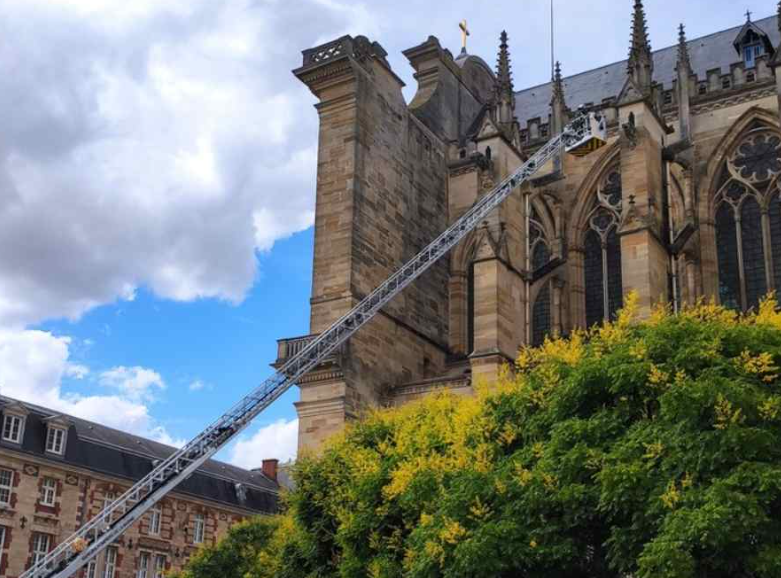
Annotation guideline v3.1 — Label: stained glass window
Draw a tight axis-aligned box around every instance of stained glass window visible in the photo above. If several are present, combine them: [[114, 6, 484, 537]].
[[467, 263, 475, 354], [715, 127, 781, 312], [532, 240, 550, 271], [584, 168, 623, 327], [606, 228, 624, 320], [584, 229, 605, 328], [741, 197, 767, 310], [530, 220, 552, 344], [532, 285, 551, 347], [770, 195, 781, 291]]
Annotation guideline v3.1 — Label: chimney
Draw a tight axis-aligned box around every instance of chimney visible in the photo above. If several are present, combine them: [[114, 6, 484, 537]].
[[261, 459, 279, 482]]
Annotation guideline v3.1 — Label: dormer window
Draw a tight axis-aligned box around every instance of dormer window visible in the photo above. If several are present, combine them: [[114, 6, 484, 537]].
[[744, 43, 764, 69], [733, 22, 773, 70], [46, 426, 66, 455], [2, 414, 24, 444], [43, 415, 72, 456], [1, 402, 28, 444]]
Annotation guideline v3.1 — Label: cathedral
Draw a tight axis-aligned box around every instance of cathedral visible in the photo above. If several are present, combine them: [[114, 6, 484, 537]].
[[284, 1, 781, 452]]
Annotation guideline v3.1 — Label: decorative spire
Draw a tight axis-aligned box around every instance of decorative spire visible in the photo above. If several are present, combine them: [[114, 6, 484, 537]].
[[494, 30, 516, 127], [550, 61, 568, 135], [551, 61, 565, 105], [675, 23, 692, 75], [496, 30, 514, 98], [628, 0, 652, 65], [627, 0, 654, 94]]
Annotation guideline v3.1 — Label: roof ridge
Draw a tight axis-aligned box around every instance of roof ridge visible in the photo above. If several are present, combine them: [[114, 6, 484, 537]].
[[0, 394, 277, 489], [515, 12, 777, 96]]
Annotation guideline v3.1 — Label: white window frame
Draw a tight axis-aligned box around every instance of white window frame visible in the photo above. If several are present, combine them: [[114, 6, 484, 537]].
[[86, 560, 97, 578], [103, 547, 118, 578], [103, 491, 115, 511], [154, 555, 166, 578], [148, 506, 162, 536], [32, 533, 50, 565], [193, 513, 205, 544], [40, 477, 57, 507], [0, 469, 13, 507], [0, 525, 6, 549], [45, 426, 67, 455], [137, 551, 151, 578], [2, 414, 24, 444]]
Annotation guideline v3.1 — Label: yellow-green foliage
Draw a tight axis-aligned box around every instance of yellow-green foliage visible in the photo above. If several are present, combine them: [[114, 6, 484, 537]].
[[177, 296, 781, 578]]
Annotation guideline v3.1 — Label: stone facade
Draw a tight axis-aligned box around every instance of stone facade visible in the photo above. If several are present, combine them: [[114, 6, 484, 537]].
[[285, 3, 781, 452], [0, 397, 278, 577]]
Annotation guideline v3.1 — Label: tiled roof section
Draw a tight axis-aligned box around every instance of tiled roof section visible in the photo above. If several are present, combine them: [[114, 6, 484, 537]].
[[514, 14, 779, 126], [0, 395, 278, 513]]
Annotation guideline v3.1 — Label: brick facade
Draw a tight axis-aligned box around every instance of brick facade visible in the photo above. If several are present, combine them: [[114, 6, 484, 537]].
[[0, 397, 278, 577]]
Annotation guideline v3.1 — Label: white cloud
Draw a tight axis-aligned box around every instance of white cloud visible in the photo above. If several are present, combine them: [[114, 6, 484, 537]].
[[0, 0, 387, 328], [188, 379, 210, 392], [229, 419, 298, 468], [99, 366, 165, 402], [0, 328, 177, 445]]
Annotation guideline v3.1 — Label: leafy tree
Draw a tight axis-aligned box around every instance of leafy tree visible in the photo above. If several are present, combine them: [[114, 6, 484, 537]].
[[175, 295, 781, 578]]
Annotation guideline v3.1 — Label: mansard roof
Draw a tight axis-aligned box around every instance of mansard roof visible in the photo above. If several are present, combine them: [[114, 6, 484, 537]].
[[0, 395, 279, 513], [514, 14, 779, 126]]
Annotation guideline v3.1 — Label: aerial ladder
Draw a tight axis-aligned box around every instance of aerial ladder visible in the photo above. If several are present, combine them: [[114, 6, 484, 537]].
[[22, 110, 607, 578]]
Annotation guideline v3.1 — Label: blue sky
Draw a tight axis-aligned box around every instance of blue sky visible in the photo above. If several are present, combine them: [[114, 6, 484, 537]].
[[0, 0, 776, 466]]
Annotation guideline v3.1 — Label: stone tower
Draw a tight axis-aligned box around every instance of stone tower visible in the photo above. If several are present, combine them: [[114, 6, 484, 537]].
[[287, 4, 781, 452]]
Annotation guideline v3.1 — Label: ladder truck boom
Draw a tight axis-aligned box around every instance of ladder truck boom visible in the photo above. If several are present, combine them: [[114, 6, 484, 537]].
[[24, 110, 606, 578]]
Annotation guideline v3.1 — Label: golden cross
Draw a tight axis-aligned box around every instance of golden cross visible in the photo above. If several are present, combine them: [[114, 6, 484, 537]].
[[459, 19, 470, 51]]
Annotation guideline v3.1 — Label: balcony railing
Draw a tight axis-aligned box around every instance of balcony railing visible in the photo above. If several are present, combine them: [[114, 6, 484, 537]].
[[274, 334, 341, 369]]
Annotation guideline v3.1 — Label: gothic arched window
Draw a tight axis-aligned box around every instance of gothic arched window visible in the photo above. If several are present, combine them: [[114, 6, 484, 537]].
[[530, 217, 552, 346], [584, 169, 623, 327], [715, 126, 781, 311]]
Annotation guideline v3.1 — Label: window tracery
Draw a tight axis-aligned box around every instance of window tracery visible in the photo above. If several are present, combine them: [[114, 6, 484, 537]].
[[584, 168, 623, 326], [715, 125, 781, 311]]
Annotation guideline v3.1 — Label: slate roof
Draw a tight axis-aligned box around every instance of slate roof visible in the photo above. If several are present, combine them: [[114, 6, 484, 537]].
[[515, 14, 780, 126], [0, 395, 279, 514]]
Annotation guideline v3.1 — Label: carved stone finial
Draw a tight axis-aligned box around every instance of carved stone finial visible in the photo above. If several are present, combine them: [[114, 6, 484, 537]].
[[627, 0, 653, 94], [550, 61, 568, 135], [495, 31, 514, 100], [494, 30, 517, 127], [676, 24, 693, 75]]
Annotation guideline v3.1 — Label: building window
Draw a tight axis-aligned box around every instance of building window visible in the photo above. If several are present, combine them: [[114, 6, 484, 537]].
[[744, 43, 764, 69], [746, 71, 756, 83], [45, 426, 66, 455], [193, 513, 206, 544], [86, 560, 97, 578], [0, 525, 6, 549], [467, 262, 475, 355], [40, 477, 57, 507], [530, 216, 552, 347], [149, 506, 162, 536], [698, 83, 708, 95], [137, 552, 151, 578], [715, 127, 781, 311], [722, 76, 732, 90], [103, 547, 118, 578], [540, 125, 549, 138], [2, 414, 24, 443], [584, 169, 624, 327], [31, 533, 50, 565], [0, 469, 13, 506], [103, 491, 115, 512], [154, 555, 166, 578], [663, 91, 673, 105]]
